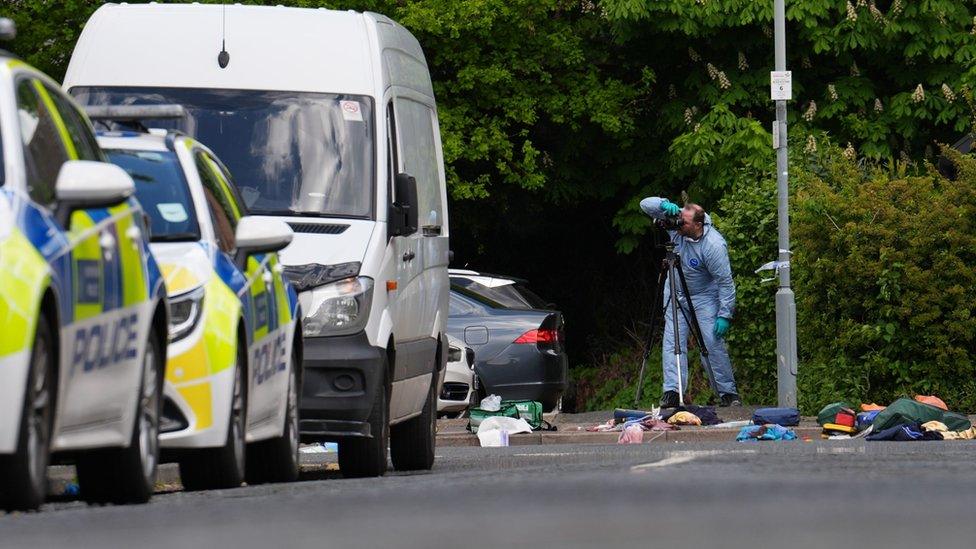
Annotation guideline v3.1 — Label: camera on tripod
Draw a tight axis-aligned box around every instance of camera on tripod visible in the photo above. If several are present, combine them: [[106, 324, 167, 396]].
[[656, 213, 685, 231]]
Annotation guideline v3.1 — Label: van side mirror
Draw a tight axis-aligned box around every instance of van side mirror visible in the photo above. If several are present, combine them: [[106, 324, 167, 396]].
[[54, 160, 134, 227], [389, 172, 418, 237], [234, 217, 293, 266]]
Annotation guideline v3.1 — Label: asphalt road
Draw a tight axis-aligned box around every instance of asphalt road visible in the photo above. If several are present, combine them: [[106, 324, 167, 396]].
[[3, 440, 976, 548]]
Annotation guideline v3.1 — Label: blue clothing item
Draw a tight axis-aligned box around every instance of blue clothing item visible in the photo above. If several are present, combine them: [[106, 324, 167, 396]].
[[641, 197, 739, 396], [865, 422, 943, 441], [736, 424, 797, 441]]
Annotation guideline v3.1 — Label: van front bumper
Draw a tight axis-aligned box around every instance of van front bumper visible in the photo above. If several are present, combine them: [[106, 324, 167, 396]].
[[298, 331, 384, 442]]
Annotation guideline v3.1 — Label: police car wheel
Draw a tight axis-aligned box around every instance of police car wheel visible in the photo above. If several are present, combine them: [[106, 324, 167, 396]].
[[179, 343, 247, 490], [390, 368, 436, 472], [246, 347, 301, 485], [338, 365, 389, 478], [0, 314, 55, 511], [77, 327, 162, 504]]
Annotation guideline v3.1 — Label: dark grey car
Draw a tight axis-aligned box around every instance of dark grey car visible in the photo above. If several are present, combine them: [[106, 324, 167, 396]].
[[447, 274, 568, 411]]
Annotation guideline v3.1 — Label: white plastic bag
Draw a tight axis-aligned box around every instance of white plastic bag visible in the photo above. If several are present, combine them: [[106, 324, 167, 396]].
[[476, 416, 533, 447], [480, 393, 502, 412]]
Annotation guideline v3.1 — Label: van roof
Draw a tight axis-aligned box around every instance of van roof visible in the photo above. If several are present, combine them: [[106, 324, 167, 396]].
[[65, 4, 384, 96]]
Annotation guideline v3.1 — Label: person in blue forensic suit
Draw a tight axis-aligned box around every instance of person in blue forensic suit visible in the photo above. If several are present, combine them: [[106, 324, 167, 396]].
[[639, 197, 741, 408]]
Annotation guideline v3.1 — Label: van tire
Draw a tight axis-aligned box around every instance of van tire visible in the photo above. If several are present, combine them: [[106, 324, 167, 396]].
[[246, 348, 301, 485], [390, 373, 436, 471], [0, 314, 55, 511], [338, 372, 388, 478], [77, 326, 162, 505], [179, 343, 247, 491]]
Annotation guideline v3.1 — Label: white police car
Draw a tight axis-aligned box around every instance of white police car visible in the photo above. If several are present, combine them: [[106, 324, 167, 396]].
[[0, 20, 168, 510], [92, 109, 303, 490]]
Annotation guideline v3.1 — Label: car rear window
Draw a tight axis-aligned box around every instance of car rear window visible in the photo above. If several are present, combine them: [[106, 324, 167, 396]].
[[450, 276, 552, 310]]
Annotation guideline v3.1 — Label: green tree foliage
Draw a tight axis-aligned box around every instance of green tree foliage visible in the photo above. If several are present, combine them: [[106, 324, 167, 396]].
[[605, 0, 976, 250]]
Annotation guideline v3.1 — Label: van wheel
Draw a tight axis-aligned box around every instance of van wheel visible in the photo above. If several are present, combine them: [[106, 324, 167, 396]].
[[390, 372, 436, 471], [246, 348, 301, 485], [77, 326, 162, 504], [338, 371, 388, 478], [179, 343, 247, 490], [0, 314, 55, 511]]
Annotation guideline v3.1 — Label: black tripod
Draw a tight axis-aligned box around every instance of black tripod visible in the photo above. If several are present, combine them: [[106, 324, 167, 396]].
[[634, 235, 720, 407]]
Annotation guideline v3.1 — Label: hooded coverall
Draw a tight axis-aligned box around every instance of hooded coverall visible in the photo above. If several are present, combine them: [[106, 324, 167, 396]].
[[639, 197, 738, 396]]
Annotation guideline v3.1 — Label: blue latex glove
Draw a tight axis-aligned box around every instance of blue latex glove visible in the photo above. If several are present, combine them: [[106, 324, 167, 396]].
[[660, 199, 681, 216], [714, 317, 731, 338]]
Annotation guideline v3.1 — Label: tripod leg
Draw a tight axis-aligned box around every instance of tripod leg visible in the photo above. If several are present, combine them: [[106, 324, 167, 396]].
[[668, 261, 685, 407], [634, 264, 668, 407]]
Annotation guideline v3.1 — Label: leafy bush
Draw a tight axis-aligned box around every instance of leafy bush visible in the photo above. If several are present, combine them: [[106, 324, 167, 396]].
[[791, 145, 976, 412]]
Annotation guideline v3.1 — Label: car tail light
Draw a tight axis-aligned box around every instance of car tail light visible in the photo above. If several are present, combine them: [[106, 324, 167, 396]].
[[514, 329, 559, 344]]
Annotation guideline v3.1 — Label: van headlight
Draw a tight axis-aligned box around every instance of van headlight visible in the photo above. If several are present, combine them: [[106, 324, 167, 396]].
[[303, 277, 374, 337], [168, 286, 205, 342]]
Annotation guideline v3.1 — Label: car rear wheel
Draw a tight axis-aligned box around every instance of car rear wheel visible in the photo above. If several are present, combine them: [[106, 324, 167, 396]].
[[338, 367, 388, 478], [0, 314, 55, 511], [246, 347, 301, 484], [390, 371, 436, 472], [179, 343, 247, 490], [77, 326, 162, 504]]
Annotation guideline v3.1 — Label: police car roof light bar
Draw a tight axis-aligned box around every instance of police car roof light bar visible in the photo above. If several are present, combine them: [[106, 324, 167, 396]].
[[84, 104, 186, 121]]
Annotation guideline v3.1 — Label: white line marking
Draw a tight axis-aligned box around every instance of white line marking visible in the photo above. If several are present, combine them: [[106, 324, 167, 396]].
[[513, 452, 580, 457], [631, 454, 698, 471], [630, 449, 758, 472]]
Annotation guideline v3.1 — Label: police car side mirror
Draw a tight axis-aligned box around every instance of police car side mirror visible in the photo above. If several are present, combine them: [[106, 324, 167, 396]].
[[54, 161, 135, 227], [234, 216, 293, 266]]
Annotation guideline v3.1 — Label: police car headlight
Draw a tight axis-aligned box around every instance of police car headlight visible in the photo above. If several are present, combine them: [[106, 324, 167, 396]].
[[303, 277, 373, 337], [168, 286, 205, 342]]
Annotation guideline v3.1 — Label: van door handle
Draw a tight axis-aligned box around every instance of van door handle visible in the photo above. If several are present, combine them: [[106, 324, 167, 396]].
[[402, 251, 415, 262]]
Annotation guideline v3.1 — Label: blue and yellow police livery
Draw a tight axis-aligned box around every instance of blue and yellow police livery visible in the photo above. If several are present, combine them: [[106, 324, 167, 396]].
[[96, 127, 303, 490], [0, 57, 168, 510]]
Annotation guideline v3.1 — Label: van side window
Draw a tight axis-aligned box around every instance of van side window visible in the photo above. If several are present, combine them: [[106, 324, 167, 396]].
[[394, 98, 443, 233], [45, 85, 103, 162], [15, 78, 69, 205]]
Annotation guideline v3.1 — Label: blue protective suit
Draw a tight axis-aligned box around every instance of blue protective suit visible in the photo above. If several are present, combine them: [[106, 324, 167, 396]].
[[639, 197, 739, 396]]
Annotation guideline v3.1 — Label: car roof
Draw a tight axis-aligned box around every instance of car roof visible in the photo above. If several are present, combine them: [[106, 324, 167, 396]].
[[449, 269, 529, 286], [95, 131, 171, 152]]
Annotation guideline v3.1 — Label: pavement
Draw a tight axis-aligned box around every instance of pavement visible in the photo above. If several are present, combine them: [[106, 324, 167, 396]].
[[7, 439, 976, 548], [437, 405, 823, 446]]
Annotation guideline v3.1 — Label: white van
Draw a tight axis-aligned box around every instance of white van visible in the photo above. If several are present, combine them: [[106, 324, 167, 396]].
[[64, 4, 450, 478]]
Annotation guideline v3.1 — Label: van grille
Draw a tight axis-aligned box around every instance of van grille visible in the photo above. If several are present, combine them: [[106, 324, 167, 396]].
[[287, 223, 349, 234]]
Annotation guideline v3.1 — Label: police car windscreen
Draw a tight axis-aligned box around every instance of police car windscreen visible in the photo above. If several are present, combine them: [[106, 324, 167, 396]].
[[72, 87, 375, 219], [105, 149, 201, 242]]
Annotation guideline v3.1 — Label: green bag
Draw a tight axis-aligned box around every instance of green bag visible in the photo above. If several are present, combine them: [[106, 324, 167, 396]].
[[468, 403, 519, 434], [504, 400, 545, 430], [817, 401, 852, 427]]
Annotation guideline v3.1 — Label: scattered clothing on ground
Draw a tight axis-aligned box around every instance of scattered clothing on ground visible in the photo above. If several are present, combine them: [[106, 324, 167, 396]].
[[914, 395, 948, 411], [871, 398, 971, 432], [667, 411, 702, 426], [618, 424, 644, 444], [860, 403, 886, 412], [866, 422, 943, 441], [661, 405, 722, 426], [736, 424, 797, 442]]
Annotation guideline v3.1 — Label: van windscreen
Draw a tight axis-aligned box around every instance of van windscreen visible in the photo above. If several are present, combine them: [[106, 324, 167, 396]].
[[72, 87, 374, 219]]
